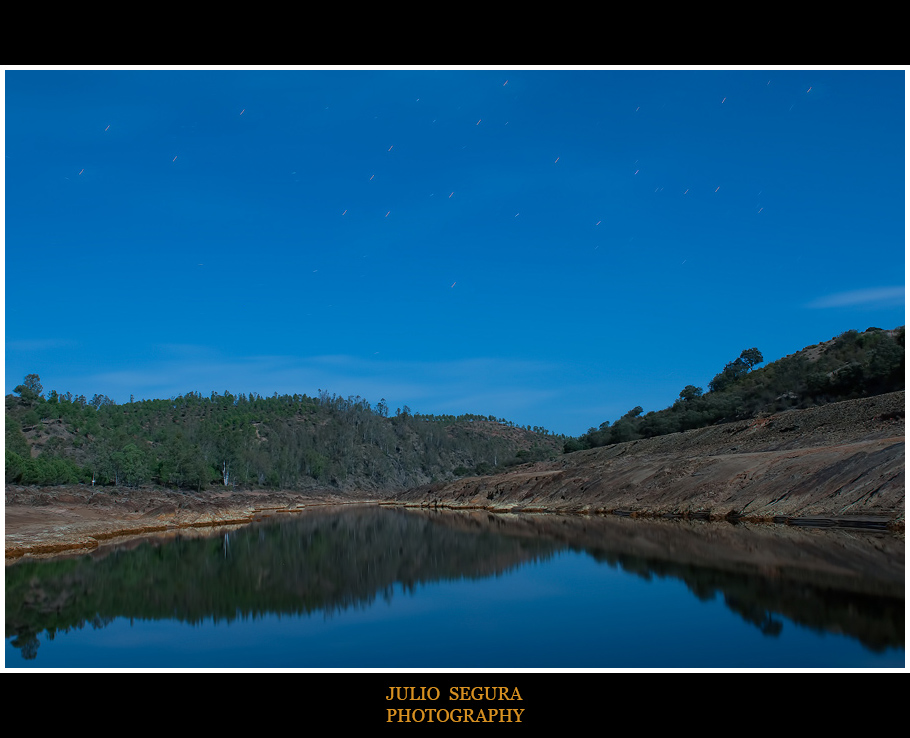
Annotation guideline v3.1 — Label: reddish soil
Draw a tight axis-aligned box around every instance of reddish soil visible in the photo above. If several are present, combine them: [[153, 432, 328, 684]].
[[5, 486, 375, 560]]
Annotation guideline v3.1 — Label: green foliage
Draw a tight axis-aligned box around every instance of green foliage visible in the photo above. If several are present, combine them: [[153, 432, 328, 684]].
[[303, 448, 328, 480], [609, 419, 637, 443], [4, 384, 563, 491], [678, 385, 703, 402], [739, 348, 764, 370], [14, 373, 43, 403], [6, 415, 31, 457], [563, 438, 587, 454], [707, 348, 765, 393], [90, 394, 116, 411], [108, 444, 150, 487], [6, 450, 84, 486], [501, 445, 554, 468], [21, 409, 40, 428]]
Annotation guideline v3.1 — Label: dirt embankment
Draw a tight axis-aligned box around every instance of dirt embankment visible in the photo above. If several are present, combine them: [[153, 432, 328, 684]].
[[388, 392, 905, 528], [5, 486, 377, 561]]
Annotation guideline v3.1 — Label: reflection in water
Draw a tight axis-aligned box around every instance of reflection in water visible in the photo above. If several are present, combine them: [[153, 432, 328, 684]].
[[6, 506, 560, 661], [5, 505, 904, 666]]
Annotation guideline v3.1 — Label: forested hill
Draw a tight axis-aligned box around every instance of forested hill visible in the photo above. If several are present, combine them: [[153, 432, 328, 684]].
[[5, 327, 904, 493], [566, 326, 905, 452], [5, 384, 565, 491]]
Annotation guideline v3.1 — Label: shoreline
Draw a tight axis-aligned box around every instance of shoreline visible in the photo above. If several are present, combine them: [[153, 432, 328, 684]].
[[381, 500, 902, 531], [6, 490, 902, 563], [4, 488, 379, 562]]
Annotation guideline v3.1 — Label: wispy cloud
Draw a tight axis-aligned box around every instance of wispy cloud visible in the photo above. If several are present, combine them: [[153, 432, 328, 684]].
[[806, 286, 904, 309], [6, 338, 78, 352]]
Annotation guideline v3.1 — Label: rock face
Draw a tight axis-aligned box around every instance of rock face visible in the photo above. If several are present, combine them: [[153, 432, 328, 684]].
[[388, 392, 905, 527]]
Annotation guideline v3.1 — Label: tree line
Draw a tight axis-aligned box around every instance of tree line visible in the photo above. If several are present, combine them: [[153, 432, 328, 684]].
[[6, 378, 564, 490], [7, 327, 903, 487]]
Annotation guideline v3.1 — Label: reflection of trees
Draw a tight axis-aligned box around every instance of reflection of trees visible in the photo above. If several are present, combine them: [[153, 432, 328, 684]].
[[6, 507, 904, 662], [584, 549, 902, 652], [5, 507, 559, 661], [723, 596, 784, 637], [10, 633, 39, 660], [418, 511, 904, 653], [576, 549, 904, 652]]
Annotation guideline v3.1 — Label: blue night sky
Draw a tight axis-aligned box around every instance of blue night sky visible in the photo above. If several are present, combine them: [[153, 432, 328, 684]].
[[3, 67, 906, 437]]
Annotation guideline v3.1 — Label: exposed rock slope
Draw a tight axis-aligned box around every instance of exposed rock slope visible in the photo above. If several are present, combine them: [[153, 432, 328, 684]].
[[388, 392, 904, 526]]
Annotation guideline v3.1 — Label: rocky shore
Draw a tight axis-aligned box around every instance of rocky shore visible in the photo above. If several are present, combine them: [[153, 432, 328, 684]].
[[5, 392, 904, 561]]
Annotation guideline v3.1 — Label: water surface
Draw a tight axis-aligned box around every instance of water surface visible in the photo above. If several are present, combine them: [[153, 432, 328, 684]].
[[6, 505, 904, 668]]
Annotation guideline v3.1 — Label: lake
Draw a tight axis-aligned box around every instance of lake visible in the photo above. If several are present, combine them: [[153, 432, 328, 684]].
[[5, 505, 905, 669]]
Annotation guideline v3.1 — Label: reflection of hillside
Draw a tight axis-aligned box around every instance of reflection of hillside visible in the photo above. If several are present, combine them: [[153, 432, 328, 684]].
[[5, 506, 560, 661], [6, 507, 903, 662], [403, 510, 905, 652]]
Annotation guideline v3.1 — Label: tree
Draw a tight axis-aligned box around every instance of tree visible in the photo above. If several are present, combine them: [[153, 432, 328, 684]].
[[23, 374, 43, 395], [610, 419, 637, 443], [679, 385, 703, 402], [739, 348, 764, 370], [563, 438, 587, 454], [90, 394, 115, 410], [866, 340, 904, 392], [709, 349, 762, 393], [14, 373, 43, 402]]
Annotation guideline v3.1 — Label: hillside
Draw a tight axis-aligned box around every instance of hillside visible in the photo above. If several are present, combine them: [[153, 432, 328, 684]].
[[6, 327, 905, 558], [6, 326, 903, 495], [567, 326, 904, 451], [5, 387, 564, 493], [389, 391, 905, 526], [7, 391, 903, 560]]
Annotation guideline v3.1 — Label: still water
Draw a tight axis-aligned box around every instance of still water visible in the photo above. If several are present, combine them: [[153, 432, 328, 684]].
[[5, 505, 905, 668]]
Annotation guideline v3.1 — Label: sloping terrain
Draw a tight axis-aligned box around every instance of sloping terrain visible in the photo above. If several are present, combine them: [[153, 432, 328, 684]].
[[388, 392, 905, 526]]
